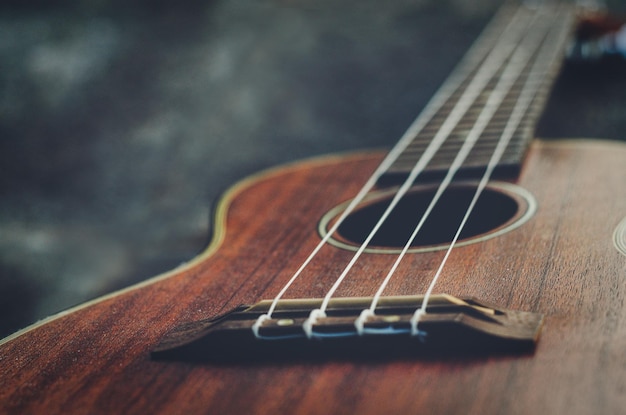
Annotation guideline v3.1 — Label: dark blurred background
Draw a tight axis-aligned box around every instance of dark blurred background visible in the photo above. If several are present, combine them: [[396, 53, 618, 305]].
[[1, 0, 626, 338]]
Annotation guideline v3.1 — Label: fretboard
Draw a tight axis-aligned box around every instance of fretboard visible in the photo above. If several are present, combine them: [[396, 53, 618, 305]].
[[381, 4, 575, 185]]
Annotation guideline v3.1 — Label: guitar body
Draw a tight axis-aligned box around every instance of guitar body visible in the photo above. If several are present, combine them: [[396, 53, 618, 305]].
[[1, 139, 625, 414]]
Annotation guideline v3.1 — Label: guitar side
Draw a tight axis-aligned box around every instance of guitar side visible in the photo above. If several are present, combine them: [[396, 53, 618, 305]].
[[1, 139, 625, 415]]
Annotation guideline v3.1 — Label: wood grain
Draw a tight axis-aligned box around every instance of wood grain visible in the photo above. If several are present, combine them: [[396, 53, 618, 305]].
[[1, 139, 625, 414]]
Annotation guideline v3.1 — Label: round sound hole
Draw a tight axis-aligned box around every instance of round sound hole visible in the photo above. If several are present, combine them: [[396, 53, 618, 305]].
[[318, 182, 536, 253]]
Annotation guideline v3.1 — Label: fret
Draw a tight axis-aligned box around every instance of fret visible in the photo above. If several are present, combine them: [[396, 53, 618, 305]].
[[381, 4, 574, 185]]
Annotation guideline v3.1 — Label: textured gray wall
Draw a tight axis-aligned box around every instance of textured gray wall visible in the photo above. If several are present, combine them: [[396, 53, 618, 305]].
[[1, 0, 626, 337]]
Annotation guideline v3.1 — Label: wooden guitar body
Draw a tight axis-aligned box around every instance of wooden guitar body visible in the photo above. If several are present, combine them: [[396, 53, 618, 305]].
[[1, 138, 625, 414]]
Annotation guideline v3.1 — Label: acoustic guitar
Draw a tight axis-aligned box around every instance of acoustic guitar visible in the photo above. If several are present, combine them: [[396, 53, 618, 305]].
[[2, 2, 626, 414]]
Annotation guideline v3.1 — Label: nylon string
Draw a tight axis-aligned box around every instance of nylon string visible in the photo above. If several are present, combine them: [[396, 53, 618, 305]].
[[251, 6, 549, 339], [301, 8, 535, 338], [354, 11, 550, 334], [409, 5, 573, 336], [249, 5, 528, 338]]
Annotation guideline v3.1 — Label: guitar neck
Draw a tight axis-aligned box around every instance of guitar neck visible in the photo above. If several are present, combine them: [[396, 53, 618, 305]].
[[381, 4, 575, 185]]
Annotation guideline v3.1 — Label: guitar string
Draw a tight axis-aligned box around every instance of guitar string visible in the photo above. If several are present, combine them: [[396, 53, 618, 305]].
[[409, 5, 573, 336], [250, 5, 529, 338], [354, 9, 553, 335], [301, 9, 537, 338]]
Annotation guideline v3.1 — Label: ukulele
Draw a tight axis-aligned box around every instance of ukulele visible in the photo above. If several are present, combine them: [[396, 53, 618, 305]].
[[2, 2, 626, 414]]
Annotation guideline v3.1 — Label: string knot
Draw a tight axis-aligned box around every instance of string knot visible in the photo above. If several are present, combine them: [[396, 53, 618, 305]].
[[354, 309, 375, 336], [410, 309, 428, 342], [303, 308, 327, 339], [251, 314, 270, 339]]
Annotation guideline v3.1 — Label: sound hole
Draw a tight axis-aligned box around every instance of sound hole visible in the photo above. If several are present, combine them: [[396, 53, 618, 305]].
[[330, 184, 522, 250]]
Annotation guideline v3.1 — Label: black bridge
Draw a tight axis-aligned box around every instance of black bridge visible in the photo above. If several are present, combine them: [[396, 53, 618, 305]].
[[152, 295, 543, 362]]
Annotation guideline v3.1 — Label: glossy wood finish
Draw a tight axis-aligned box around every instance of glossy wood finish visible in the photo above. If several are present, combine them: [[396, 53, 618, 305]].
[[1, 139, 625, 414]]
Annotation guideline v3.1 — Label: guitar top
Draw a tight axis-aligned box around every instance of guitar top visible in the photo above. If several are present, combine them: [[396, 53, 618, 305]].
[[2, 2, 626, 414]]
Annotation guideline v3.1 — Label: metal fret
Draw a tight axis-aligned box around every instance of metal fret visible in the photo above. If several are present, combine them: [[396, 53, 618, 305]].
[[381, 5, 575, 185]]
